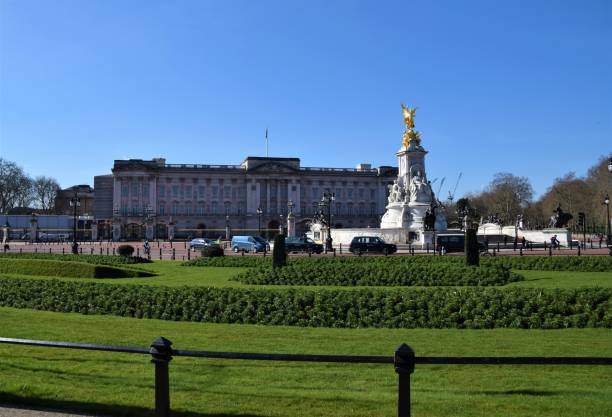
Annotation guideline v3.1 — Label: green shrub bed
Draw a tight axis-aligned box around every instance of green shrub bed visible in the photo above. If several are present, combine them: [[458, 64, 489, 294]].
[[0, 253, 151, 266], [183, 255, 612, 273], [0, 278, 609, 328], [184, 256, 269, 267], [234, 259, 522, 286], [482, 256, 612, 272], [0, 259, 154, 278]]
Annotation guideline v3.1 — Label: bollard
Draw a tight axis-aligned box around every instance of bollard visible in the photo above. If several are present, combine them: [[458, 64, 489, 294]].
[[497, 242, 500, 251], [544, 241, 547, 250], [137, 248, 140, 257], [519, 248, 523, 256], [493, 248, 496, 256], [339, 243, 342, 254], [333, 248, 336, 257], [182, 256, 184, 261], [394, 343, 415, 417], [62, 248, 65, 255], [159, 248, 162, 260], [35, 248, 38, 253], [106, 247, 109, 256], [150, 337, 173, 417], [184, 241, 187, 249], [241, 249, 245, 256], [100, 247, 103, 255], [20, 248, 22, 254], [549, 246, 552, 257], [578, 245, 581, 256], [187, 249, 190, 260], [172, 248, 175, 260], [79, 247, 82, 254], [426, 243, 429, 254], [49, 248, 52, 254], [308, 251, 312, 257], [113, 248, 116, 256]]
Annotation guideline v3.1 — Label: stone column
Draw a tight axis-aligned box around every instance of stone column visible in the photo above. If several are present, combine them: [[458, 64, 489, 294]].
[[91, 221, 98, 241], [29, 216, 38, 243], [2, 223, 9, 245], [287, 212, 295, 237], [146, 223, 154, 240], [168, 222, 175, 241], [112, 220, 121, 241]]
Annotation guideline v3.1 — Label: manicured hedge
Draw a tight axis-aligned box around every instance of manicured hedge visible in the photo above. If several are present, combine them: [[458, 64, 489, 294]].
[[482, 256, 612, 272], [184, 256, 269, 267], [0, 278, 609, 328], [234, 260, 522, 287], [0, 259, 154, 278], [0, 253, 152, 266]]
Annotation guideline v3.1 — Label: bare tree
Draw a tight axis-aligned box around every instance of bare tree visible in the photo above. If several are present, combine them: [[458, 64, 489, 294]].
[[32, 176, 61, 211], [0, 158, 33, 213]]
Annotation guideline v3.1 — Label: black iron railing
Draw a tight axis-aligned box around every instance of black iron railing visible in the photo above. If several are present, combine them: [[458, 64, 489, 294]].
[[1, 336, 611, 417]]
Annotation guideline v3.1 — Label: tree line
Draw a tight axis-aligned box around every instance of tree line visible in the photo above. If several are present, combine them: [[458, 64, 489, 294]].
[[444, 155, 611, 232], [0, 158, 61, 214]]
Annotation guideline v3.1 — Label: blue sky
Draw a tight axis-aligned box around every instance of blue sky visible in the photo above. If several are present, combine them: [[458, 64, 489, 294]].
[[1, 0, 610, 199]]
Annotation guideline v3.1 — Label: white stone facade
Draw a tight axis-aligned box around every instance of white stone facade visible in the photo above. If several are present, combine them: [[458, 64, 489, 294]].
[[94, 157, 397, 240]]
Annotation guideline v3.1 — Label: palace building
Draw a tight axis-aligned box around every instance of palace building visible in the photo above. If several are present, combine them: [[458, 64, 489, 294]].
[[93, 156, 397, 240]]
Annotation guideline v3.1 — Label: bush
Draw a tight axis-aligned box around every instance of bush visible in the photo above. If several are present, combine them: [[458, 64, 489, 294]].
[[0, 258, 154, 278], [465, 228, 479, 266], [482, 256, 612, 272], [0, 253, 151, 266], [117, 245, 135, 257], [201, 245, 224, 257], [184, 256, 268, 267], [272, 234, 287, 268], [233, 256, 521, 287], [0, 278, 609, 328]]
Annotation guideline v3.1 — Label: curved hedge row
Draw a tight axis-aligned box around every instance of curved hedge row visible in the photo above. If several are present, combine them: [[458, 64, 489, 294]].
[[0, 259, 154, 278], [234, 261, 522, 287], [0, 253, 152, 266], [183, 254, 612, 272], [482, 256, 612, 272], [0, 278, 609, 329]]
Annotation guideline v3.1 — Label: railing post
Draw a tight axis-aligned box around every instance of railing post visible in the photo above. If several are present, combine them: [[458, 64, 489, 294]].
[[394, 343, 415, 417], [150, 337, 173, 417]]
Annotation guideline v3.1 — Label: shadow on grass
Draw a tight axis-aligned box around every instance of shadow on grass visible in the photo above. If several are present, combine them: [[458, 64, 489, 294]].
[[0, 393, 265, 417]]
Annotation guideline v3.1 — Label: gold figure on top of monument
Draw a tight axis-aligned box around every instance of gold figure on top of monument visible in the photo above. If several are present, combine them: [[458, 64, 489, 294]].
[[401, 104, 416, 129], [401, 104, 421, 149]]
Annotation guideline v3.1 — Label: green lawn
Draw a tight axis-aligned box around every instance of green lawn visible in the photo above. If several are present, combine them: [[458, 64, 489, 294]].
[[1, 260, 610, 289], [0, 307, 611, 417]]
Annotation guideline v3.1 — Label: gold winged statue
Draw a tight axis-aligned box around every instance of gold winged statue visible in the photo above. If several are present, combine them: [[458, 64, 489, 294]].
[[401, 104, 421, 148], [401, 104, 416, 129]]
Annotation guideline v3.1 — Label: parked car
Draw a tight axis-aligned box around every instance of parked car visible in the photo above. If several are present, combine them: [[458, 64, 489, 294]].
[[189, 238, 217, 251], [349, 236, 397, 255], [230, 235, 270, 253], [285, 236, 324, 254], [436, 234, 489, 254]]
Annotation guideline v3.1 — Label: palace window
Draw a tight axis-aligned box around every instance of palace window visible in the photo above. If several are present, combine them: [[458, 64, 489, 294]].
[[131, 183, 139, 197], [224, 186, 231, 199], [359, 189, 364, 199], [197, 203, 204, 216], [159, 203, 165, 216], [159, 185, 165, 198], [370, 189, 376, 199], [186, 203, 192, 216], [172, 202, 179, 216], [172, 186, 179, 198], [347, 189, 353, 199], [211, 202, 218, 215], [185, 186, 192, 199], [198, 186, 205, 198], [212, 186, 219, 198], [121, 183, 129, 197]]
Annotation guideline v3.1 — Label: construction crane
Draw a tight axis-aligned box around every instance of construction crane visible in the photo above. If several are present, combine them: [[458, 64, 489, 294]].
[[447, 172, 462, 205]]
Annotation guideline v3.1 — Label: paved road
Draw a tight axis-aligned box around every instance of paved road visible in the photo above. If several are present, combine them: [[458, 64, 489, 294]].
[[0, 405, 100, 417]]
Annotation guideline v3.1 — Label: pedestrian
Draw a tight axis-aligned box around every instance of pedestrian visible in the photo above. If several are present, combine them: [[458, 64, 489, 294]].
[[521, 236, 526, 248]]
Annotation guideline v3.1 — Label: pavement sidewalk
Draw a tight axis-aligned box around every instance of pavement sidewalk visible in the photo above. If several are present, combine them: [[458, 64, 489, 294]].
[[0, 405, 101, 417]]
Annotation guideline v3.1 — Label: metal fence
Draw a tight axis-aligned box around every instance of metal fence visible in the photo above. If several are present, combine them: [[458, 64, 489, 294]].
[[1, 337, 611, 417]]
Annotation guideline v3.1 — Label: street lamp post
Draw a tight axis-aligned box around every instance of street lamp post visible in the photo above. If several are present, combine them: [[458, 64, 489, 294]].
[[605, 194, 611, 247], [69, 190, 80, 254], [319, 191, 335, 252], [287, 200, 295, 237], [225, 211, 230, 240], [256, 207, 263, 237]]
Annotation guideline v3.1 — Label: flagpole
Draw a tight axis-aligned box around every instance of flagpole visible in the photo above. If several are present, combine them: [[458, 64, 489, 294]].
[[265, 128, 269, 157]]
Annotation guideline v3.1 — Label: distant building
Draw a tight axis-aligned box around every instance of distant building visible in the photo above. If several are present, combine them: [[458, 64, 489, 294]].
[[55, 185, 95, 216], [93, 157, 397, 240]]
